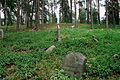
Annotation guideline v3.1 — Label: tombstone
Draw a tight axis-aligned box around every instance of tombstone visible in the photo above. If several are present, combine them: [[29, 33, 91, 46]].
[[71, 25, 75, 28], [63, 53, 87, 77], [56, 25, 61, 41], [0, 29, 4, 39], [45, 45, 56, 53]]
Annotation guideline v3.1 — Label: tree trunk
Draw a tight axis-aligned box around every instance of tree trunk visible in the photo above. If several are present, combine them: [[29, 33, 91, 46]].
[[90, 0, 93, 28], [4, 0, 7, 28], [51, 3, 53, 23], [30, 0, 35, 27], [70, 0, 72, 23], [20, 9, 24, 25], [26, 1, 30, 29], [42, 0, 44, 25], [111, 0, 115, 26], [0, 2, 1, 27], [97, 0, 100, 25], [48, 4, 51, 23], [115, 0, 119, 25], [106, 0, 109, 30], [16, 0, 20, 32], [78, 1, 82, 23], [86, 0, 89, 23], [35, 0, 39, 30], [74, 0, 77, 27], [7, 10, 12, 25]]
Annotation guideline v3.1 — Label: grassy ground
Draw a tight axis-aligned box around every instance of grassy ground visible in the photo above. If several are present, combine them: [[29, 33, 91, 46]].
[[0, 24, 120, 80]]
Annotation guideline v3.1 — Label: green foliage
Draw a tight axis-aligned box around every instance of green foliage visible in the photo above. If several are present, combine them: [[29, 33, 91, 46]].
[[79, 8, 86, 23], [0, 28, 120, 79]]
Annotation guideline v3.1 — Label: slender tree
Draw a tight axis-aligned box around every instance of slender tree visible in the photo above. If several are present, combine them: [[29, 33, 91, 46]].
[[0, 2, 1, 27], [16, 0, 20, 32], [86, 0, 90, 23], [42, 0, 44, 25], [59, 0, 70, 23], [105, 0, 109, 30], [78, 0, 84, 23], [26, 0, 30, 29], [70, 0, 72, 23], [97, 0, 100, 25], [30, 0, 35, 27], [35, 0, 39, 30], [90, 0, 93, 28], [74, 0, 77, 27], [4, 0, 7, 28], [114, 0, 119, 25]]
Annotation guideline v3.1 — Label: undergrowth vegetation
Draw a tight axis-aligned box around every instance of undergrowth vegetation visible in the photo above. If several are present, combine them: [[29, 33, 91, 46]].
[[0, 27, 120, 80]]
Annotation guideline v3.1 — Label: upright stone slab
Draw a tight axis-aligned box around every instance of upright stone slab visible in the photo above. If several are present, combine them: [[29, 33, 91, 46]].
[[56, 25, 61, 41], [63, 53, 87, 77], [0, 29, 4, 39]]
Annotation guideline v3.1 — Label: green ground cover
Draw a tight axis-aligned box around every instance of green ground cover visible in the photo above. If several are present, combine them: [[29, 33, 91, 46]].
[[0, 26, 120, 80]]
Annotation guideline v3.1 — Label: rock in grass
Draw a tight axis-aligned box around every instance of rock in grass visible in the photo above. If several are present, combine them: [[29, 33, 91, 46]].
[[45, 45, 56, 53], [112, 54, 120, 63], [0, 29, 4, 39], [6, 63, 16, 75], [63, 53, 87, 77]]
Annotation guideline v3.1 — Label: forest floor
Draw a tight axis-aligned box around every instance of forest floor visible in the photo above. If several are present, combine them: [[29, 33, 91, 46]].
[[0, 24, 120, 80]]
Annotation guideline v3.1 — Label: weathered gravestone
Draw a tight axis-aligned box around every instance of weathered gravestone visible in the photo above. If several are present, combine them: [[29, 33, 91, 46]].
[[63, 53, 87, 77], [45, 45, 56, 53], [0, 29, 4, 39], [56, 25, 61, 42]]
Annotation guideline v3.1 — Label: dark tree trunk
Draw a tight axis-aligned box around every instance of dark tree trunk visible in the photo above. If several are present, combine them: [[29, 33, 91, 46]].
[[30, 0, 35, 28], [70, 0, 72, 23], [7, 10, 12, 25], [20, 9, 24, 25], [74, 0, 77, 27], [90, 0, 93, 28], [16, 0, 20, 32], [97, 0, 100, 25], [0, 2, 1, 27], [51, 3, 54, 23], [4, 0, 7, 27], [35, 0, 39, 30], [26, 1, 30, 29], [86, 0, 89, 23], [106, 0, 109, 30], [115, 0, 119, 25], [111, 0, 115, 26], [42, 0, 44, 25]]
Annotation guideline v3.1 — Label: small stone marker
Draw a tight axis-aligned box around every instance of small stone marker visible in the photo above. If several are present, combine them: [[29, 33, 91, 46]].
[[63, 53, 87, 77], [0, 29, 4, 39], [45, 45, 56, 53], [112, 54, 120, 63], [71, 25, 75, 28], [56, 25, 61, 41]]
